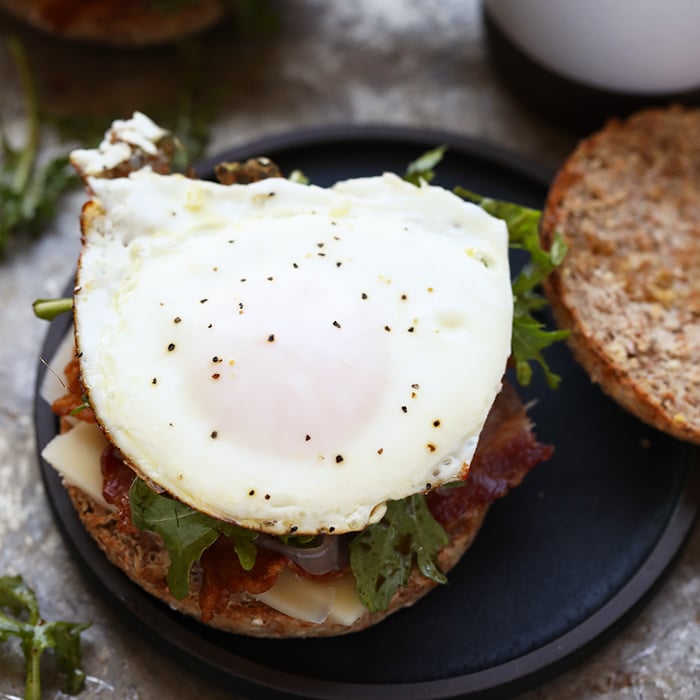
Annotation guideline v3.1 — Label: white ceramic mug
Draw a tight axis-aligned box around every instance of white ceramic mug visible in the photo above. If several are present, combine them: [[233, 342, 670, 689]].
[[485, 0, 700, 95]]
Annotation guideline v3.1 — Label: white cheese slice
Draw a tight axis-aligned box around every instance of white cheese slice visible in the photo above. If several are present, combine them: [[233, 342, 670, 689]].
[[326, 573, 367, 625], [253, 567, 366, 626], [41, 422, 112, 509], [253, 568, 336, 624]]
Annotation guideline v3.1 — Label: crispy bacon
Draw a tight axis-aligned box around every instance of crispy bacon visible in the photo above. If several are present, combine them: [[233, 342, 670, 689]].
[[198, 538, 288, 623], [51, 356, 96, 424], [427, 382, 553, 531], [101, 445, 138, 534]]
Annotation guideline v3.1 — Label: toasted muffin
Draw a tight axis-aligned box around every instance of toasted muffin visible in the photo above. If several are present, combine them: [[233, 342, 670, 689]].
[[0, 0, 226, 46], [541, 106, 700, 444]]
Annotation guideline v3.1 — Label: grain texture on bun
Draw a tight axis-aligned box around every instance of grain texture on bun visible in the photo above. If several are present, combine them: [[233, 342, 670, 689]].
[[541, 106, 700, 444]]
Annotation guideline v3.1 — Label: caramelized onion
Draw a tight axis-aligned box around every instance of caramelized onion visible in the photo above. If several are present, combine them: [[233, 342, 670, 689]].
[[257, 534, 346, 576]]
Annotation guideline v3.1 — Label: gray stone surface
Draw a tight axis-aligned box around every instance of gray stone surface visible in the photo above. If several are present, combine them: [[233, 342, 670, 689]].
[[0, 1, 698, 698]]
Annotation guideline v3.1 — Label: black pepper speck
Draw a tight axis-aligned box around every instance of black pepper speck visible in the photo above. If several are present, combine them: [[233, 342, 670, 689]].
[[335, 455, 344, 463], [211, 430, 218, 439], [173, 316, 182, 324], [267, 334, 275, 343], [167, 343, 175, 352]]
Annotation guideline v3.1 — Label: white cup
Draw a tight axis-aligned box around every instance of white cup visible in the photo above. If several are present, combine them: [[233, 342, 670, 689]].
[[485, 0, 700, 95]]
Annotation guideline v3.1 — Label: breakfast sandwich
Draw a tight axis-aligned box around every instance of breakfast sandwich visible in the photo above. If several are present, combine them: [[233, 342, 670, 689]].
[[38, 113, 558, 637]]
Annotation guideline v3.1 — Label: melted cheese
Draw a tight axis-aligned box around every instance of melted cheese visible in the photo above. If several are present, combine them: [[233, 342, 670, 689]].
[[41, 421, 111, 509]]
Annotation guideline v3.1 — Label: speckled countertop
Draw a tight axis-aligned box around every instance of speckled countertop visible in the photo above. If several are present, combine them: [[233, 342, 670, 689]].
[[1, 2, 699, 698]]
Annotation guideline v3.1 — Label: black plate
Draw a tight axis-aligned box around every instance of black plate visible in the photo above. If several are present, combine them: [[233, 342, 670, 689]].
[[35, 125, 700, 700]]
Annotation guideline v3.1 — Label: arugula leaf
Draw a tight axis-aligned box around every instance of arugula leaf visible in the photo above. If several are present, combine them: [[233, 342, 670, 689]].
[[403, 145, 447, 185], [129, 478, 257, 599], [0, 575, 89, 700], [0, 38, 78, 256], [349, 495, 448, 613], [32, 297, 72, 321], [456, 187, 570, 388]]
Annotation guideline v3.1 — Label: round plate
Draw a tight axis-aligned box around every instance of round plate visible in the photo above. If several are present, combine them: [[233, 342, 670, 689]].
[[35, 125, 700, 700]]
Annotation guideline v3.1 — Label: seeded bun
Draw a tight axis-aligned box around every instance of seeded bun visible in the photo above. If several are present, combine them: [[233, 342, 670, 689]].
[[0, 0, 226, 46], [541, 106, 700, 444]]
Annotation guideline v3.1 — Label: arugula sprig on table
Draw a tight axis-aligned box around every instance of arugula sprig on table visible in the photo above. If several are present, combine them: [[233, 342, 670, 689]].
[[0, 38, 79, 256], [0, 575, 89, 700]]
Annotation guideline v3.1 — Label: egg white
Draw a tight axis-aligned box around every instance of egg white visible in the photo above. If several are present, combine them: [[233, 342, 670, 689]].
[[74, 170, 512, 534]]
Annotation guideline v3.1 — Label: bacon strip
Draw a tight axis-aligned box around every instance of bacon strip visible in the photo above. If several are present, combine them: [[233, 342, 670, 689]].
[[427, 382, 553, 532], [51, 356, 96, 425]]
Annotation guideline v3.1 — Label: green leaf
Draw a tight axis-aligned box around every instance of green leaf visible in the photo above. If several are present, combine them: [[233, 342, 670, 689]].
[[512, 315, 570, 389], [0, 575, 39, 623], [0, 38, 78, 256], [455, 187, 570, 388], [349, 494, 448, 613], [32, 297, 73, 321], [403, 145, 447, 185], [0, 575, 89, 699], [129, 478, 258, 599], [130, 479, 219, 599], [46, 622, 90, 695], [288, 169, 310, 185], [25, 156, 79, 236]]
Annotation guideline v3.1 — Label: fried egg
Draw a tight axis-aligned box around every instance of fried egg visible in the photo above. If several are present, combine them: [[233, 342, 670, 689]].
[[74, 168, 512, 535]]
